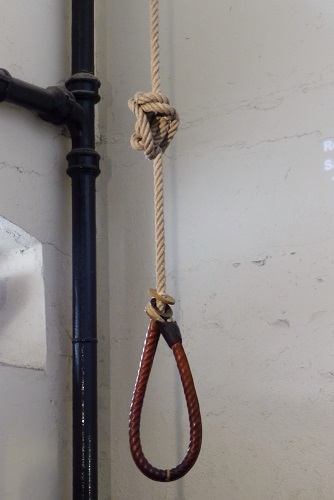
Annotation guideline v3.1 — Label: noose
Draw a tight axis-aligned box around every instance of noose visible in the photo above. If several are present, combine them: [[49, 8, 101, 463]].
[[128, 0, 202, 482]]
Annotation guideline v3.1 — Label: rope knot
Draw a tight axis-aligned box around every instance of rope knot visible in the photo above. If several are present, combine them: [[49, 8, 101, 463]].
[[128, 91, 179, 160]]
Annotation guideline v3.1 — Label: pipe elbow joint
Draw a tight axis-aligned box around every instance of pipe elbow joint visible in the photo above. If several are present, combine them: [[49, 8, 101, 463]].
[[39, 86, 85, 126], [0, 68, 12, 102]]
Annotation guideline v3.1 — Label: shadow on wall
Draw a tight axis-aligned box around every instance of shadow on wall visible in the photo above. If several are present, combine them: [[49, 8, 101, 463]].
[[0, 275, 29, 330], [95, 0, 113, 495], [0, 216, 46, 370], [0, 278, 6, 312]]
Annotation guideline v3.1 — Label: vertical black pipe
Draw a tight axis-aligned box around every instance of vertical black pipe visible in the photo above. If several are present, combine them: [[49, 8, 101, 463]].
[[67, 0, 101, 498], [70, 172, 99, 500], [72, 0, 95, 74]]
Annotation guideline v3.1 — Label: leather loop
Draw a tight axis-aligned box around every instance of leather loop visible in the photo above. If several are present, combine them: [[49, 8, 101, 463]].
[[129, 320, 202, 481]]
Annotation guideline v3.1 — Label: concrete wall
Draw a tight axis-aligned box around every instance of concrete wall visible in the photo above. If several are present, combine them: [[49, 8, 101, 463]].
[[0, 1, 72, 498], [103, 1, 334, 499], [1, 1, 334, 499]]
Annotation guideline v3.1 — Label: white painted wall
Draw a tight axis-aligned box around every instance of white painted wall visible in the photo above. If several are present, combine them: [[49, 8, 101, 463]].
[[101, 1, 334, 499], [0, 1, 72, 499], [0, 217, 46, 370], [2, 1, 334, 499]]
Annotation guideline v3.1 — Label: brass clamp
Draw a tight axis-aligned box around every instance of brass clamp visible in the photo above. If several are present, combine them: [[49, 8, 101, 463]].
[[145, 288, 175, 322]]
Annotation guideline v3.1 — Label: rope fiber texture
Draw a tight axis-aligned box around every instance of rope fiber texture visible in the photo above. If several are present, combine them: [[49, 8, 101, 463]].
[[129, 320, 202, 482], [128, 0, 179, 305]]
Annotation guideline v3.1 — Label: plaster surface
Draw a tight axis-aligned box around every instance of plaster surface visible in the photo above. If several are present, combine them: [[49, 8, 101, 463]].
[[0, 216, 46, 369], [2, 1, 334, 499], [101, 1, 334, 499], [0, 1, 72, 498]]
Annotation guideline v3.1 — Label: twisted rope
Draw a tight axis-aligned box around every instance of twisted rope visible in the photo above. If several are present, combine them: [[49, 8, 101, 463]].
[[128, 0, 179, 310], [150, 0, 161, 94]]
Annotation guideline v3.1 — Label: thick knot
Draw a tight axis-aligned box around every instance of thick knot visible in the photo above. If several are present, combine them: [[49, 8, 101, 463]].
[[128, 91, 179, 160]]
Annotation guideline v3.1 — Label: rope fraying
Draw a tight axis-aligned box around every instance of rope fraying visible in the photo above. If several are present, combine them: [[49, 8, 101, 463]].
[[128, 91, 179, 160]]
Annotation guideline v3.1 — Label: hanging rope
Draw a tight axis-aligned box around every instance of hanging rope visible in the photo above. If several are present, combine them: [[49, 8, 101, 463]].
[[128, 0, 179, 312], [128, 0, 202, 482]]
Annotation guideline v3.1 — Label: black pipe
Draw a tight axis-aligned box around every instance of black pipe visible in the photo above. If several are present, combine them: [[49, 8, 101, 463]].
[[66, 0, 100, 498], [0, 68, 84, 126], [0, 2, 100, 497], [72, 0, 95, 75], [67, 151, 100, 500]]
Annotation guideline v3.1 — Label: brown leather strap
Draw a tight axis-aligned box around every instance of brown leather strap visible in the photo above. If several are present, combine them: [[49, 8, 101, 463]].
[[129, 320, 202, 482]]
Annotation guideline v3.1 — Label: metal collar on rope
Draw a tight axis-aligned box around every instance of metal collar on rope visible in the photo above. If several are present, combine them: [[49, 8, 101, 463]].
[[145, 288, 175, 322]]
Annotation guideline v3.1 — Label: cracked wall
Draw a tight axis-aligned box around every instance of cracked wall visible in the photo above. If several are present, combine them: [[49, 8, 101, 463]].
[[101, 1, 334, 499], [0, 1, 72, 499], [2, 1, 334, 499]]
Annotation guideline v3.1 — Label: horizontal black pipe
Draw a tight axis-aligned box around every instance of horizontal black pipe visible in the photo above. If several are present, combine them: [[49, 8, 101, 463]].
[[0, 68, 84, 126]]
